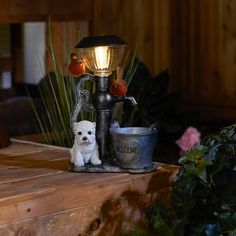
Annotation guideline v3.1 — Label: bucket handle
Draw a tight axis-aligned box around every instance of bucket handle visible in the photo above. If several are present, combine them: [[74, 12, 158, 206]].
[[149, 122, 159, 131]]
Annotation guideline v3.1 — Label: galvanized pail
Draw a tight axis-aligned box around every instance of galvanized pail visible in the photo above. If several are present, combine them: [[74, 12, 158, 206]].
[[110, 124, 158, 169]]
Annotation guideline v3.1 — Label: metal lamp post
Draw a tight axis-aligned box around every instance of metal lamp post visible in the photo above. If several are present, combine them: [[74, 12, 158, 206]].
[[69, 35, 157, 174], [73, 35, 137, 160]]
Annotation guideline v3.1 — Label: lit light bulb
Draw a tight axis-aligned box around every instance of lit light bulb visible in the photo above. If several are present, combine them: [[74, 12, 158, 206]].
[[94, 46, 110, 70]]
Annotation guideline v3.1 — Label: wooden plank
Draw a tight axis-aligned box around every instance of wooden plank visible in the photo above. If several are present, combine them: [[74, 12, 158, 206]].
[[91, 0, 171, 76], [0, 166, 63, 185], [0, 162, 177, 223], [0, 149, 70, 173], [2, 0, 236, 120], [0, 188, 172, 235], [0, 140, 178, 236], [0, 0, 92, 23], [170, 0, 236, 119], [45, 20, 89, 75], [0, 141, 55, 157]]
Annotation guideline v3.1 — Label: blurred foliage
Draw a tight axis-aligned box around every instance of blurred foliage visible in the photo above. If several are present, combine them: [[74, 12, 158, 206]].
[[128, 124, 236, 235], [30, 27, 97, 147], [31, 47, 75, 147]]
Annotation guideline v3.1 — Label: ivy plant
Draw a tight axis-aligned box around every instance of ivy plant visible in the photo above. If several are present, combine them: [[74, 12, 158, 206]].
[[128, 124, 236, 236]]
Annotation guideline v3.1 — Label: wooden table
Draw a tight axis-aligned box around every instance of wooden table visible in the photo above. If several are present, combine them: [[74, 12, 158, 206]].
[[0, 140, 178, 236]]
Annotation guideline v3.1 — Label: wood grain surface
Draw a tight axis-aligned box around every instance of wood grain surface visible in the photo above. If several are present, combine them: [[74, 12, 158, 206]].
[[0, 140, 178, 235]]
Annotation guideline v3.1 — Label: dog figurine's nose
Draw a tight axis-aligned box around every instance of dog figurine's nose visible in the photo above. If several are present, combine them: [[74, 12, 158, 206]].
[[83, 137, 87, 141]]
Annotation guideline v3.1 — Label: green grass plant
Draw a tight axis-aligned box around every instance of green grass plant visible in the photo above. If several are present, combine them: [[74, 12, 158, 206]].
[[31, 29, 96, 147]]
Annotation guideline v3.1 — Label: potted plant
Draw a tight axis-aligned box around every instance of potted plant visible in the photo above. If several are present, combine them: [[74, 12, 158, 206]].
[[127, 124, 236, 235]]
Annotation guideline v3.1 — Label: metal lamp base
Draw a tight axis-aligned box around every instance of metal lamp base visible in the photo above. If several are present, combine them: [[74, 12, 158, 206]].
[[68, 162, 157, 174]]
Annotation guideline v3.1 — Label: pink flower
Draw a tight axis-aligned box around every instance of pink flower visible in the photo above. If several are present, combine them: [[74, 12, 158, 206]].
[[176, 127, 201, 154]]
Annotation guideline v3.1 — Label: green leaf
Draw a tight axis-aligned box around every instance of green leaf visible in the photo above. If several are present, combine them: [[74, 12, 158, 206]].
[[184, 165, 207, 183], [180, 147, 206, 163], [133, 123, 236, 236], [152, 214, 174, 236]]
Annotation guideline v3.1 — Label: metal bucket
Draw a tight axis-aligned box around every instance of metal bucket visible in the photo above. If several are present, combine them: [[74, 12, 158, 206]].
[[110, 124, 158, 169]]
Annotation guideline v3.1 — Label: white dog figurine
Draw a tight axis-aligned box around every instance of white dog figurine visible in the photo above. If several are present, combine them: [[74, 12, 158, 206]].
[[70, 120, 102, 167]]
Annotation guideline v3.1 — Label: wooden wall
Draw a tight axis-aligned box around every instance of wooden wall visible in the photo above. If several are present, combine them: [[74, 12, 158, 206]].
[[46, 21, 89, 74], [170, 0, 236, 121], [90, 0, 171, 77], [47, 0, 171, 78], [0, 0, 92, 22], [0, 0, 92, 87], [1, 0, 236, 121], [90, 0, 236, 121]]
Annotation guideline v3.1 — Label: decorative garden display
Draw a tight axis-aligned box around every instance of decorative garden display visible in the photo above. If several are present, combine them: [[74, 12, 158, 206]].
[[68, 35, 158, 173]]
